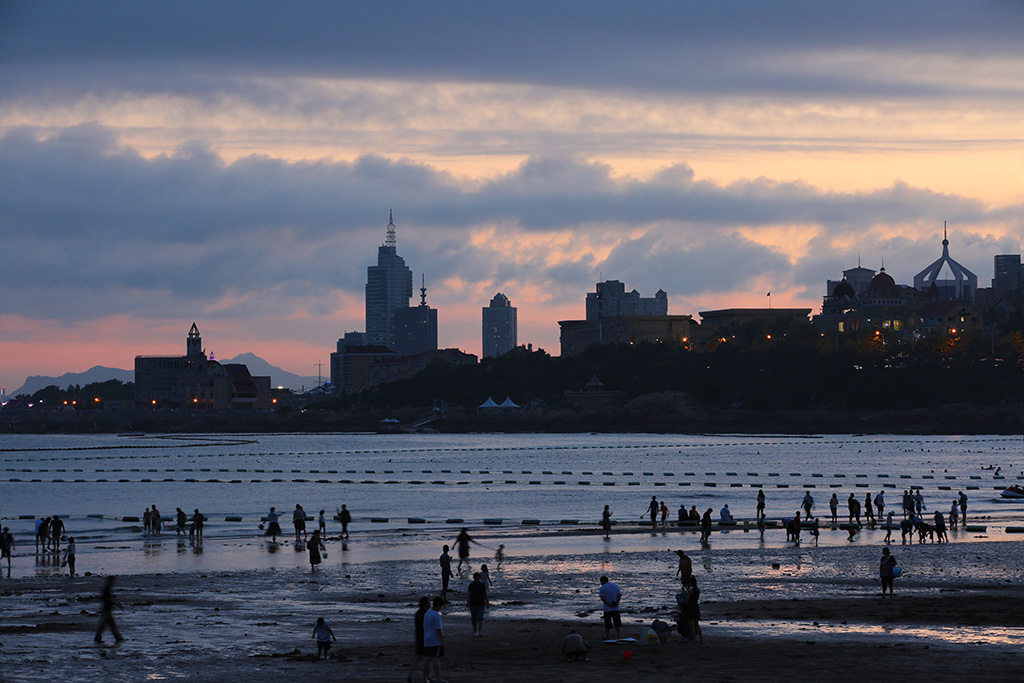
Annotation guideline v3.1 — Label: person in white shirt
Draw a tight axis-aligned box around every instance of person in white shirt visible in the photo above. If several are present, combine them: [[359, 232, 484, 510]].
[[422, 597, 446, 683], [599, 575, 622, 639]]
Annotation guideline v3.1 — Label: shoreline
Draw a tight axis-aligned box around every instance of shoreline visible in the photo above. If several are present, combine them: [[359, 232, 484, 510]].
[[2, 538, 1024, 681]]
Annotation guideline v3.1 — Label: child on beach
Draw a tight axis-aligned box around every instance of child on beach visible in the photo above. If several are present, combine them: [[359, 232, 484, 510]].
[[318, 509, 327, 537], [495, 544, 505, 569], [312, 617, 336, 659], [480, 563, 493, 591]]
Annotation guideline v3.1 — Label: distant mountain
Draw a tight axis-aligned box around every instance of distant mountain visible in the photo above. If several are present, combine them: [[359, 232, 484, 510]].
[[10, 366, 134, 397], [217, 353, 323, 392], [8, 355, 323, 397]]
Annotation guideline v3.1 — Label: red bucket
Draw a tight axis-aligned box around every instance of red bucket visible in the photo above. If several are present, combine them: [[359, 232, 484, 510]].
[[622, 651, 633, 660]]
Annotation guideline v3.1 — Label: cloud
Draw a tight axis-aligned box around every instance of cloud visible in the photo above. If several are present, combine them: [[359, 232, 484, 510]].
[[2, 125, 1016, 330]]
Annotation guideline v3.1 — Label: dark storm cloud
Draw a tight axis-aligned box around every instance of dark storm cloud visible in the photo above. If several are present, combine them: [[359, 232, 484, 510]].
[[2, 1, 1023, 102], [1, 126, 1015, 320]]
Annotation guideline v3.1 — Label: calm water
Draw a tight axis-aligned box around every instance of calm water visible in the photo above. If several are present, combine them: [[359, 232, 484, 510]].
[[2, 432, 1021, 543]]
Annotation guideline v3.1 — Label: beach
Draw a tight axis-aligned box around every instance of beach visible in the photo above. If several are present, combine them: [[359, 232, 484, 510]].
[[2, 527, 1023, 682]]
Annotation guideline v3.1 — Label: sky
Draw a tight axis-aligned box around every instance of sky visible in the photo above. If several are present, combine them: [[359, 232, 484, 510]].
[[1, 0, 1022, 392]]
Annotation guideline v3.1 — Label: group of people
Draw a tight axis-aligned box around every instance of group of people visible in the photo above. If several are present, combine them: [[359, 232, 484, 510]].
[[262, 504, 356, 571]]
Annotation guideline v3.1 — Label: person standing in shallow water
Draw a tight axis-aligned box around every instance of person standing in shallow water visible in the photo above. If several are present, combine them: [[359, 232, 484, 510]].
[[94, 576, 124, 643], [63, 537, 76, 577], [756, 489, 766, 520], [265, 507, 282, 542], [293, 504, 307, 542], [175, 507, 187, 535], [829, 493, 839, 525], [699, 508, 713, 544], [601, 505, 613, 539], [192, 509, 205, 541], [339, 504, 351, 539], [644, 496, 659, 527], [439, 544, 453, 602], [308, 529, 325, 572]]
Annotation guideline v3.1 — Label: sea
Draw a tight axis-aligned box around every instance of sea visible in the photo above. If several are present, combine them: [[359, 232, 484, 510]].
[[1, 432, 1022, 577]]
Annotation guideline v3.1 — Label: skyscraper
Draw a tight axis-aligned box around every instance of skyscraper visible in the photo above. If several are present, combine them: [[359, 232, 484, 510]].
[[365, 211, 413, 349], [993, 254, 1022, 296], [393, 276, 438, 357], [482, 292, 517, 358]]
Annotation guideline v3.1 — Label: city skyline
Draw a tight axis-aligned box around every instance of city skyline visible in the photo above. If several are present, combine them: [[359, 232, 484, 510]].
[[1, 1, 1023, 391]]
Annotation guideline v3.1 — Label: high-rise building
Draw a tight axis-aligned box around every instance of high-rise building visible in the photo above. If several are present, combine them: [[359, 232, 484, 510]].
[[482, 292, 517, 358], [365, 211, 413, 349], [585, 280, 667, 321], [393, 276, 438, 357], [993, 254, 1023, 296]]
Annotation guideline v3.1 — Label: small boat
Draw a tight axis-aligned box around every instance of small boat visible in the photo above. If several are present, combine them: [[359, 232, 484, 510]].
[[1000, 485, 1024, 499]]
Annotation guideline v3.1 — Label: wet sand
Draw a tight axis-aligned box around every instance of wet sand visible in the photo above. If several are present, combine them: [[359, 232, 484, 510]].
[[2, 534, 1023, 682]]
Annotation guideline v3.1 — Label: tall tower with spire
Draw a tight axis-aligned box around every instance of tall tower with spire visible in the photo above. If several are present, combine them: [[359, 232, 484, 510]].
[[365, 211, 414, 348], [913, 223, 978, 301], [392, 274, 438, 357]]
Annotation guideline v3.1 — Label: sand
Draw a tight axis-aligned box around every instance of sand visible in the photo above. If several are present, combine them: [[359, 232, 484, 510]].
[[2, 532, 1023, 682]]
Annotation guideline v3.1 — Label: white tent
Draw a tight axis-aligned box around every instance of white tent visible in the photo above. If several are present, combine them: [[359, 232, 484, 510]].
[[498, 396, 520, 409], [478, 396, 500, 408]]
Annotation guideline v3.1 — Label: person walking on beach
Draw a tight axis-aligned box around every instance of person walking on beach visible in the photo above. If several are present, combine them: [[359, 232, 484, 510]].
[[495, 544, 505, 569], [645, 496, 659, 527], [339, 504, 351, 539], [439, 545, 453, 602], [829, 493, 839, 525], [599, 575, 622, 640], [175, 507, 187, 535], [191, 509, 205, 541], [700, 508, 713, 544], [902, 490, 912, 519], [49, 515, 65, 551], [1, 526, 14, 571], [453, 528, 478, 575], [308, 529, 325, 571], [151, 505, 162, 535], [884, 511, 895, 543], [293, 504, 307, 542], [958, 491, 968, 524], [949, 500, 959, 528], [312, 617, 336, 659], [660, 501, 670, 527], [864, 493, 876, 527], [94, 576, 123, 643], [318, 509, 327, 537], [143, 506, 152, 535], [675, 549, 693, 580], [468, 572, 489, 636], [879, 547, 897, 597], [874, 490, 885, 517], [407, 597, 430, 681], [802, 491, 814, 518], [914, 490, 925, 515], [601, 505, 613, 539], [756, 489, 766, 520], [422, 597, 445, 683], [63, 537, 76, 577], [265, 507, 282, 542]]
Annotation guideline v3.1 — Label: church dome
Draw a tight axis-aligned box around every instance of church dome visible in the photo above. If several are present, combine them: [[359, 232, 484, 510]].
[[868, 268, 896, 290], [832, 279, 855, 298]]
